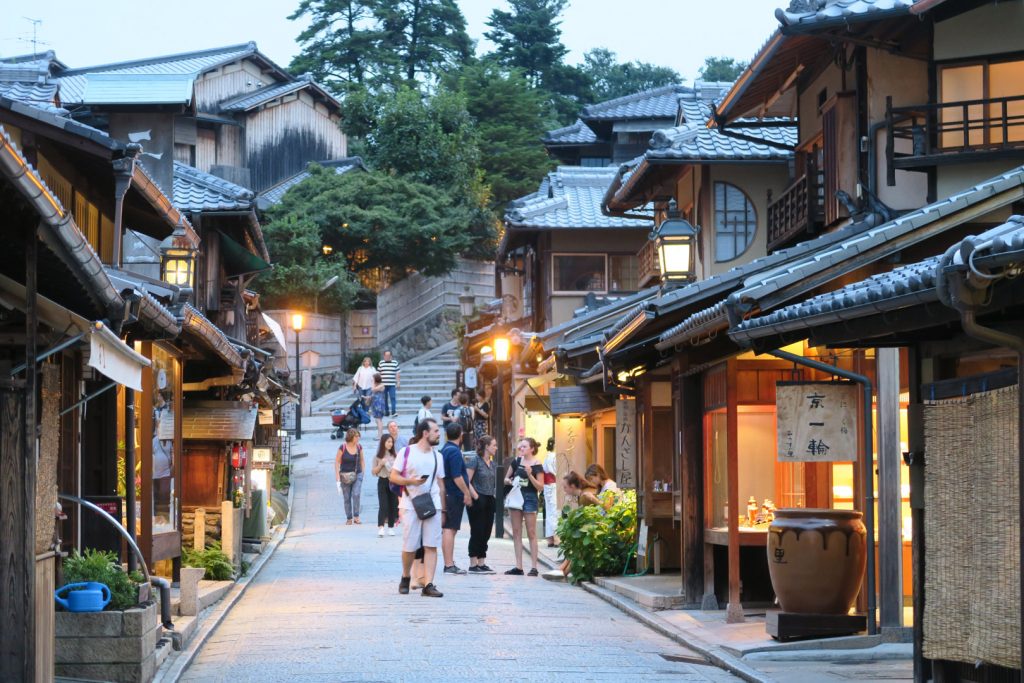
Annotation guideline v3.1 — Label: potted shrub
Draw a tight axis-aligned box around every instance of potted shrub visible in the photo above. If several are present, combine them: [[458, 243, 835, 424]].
[[556, 489, 637, 584], [55, 549, 163, 683]]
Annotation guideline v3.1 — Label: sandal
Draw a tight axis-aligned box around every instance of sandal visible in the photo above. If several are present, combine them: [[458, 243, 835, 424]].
[[345, 519, 353, 525], [353, 518, 362, 525], [528, 568, 539, 577]]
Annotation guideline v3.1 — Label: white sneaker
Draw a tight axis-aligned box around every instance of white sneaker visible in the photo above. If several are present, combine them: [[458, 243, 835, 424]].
[[387, 528, 396, 536], [378, 527, 385, 537]]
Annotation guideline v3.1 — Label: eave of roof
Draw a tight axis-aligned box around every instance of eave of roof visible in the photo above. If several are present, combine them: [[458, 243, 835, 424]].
[[776, 0, 916, 31], [581, 84, 691, 123], [181, 303, 244, 368], [505, 166, 653, 230], [172, 161, 254, 212]]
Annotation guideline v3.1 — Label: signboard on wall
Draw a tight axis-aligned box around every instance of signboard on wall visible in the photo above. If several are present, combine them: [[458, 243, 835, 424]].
[[555, 416, 586, 509], [281, 401, 296, 431], [258, 409, 274, 425], [252, 447, 274, 470], [776, 381, 858, 462], [615, 398, 637, 489]]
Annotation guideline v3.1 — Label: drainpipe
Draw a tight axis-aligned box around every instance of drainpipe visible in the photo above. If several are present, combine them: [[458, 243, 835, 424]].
[[935, 238, 1024, 669], [111, 144, 141, 270], [765, 347, 878, 636]]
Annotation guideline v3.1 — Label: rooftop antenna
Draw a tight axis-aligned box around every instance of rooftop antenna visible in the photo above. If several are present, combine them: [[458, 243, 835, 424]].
[[21, 17, 45, 57]]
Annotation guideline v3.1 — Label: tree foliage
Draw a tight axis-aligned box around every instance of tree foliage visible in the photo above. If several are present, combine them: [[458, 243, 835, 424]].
[[581, 48, 681, 102], [266, 165, 483, 279], [443, 61, 553, 209], [698, 56, 748, 83], [289, 0, 472, 91]]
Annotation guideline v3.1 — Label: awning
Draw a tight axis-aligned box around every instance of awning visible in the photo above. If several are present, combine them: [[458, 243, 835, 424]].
[[261, 312, 288, 356], [0, 272, 151, 390], [159, 402, 258, 441], [218, 229, 272, 278]]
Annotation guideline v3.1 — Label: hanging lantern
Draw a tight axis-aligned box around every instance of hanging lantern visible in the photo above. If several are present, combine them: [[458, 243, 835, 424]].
[[159, 223, 196, 288], [652, 200, 699, 285]]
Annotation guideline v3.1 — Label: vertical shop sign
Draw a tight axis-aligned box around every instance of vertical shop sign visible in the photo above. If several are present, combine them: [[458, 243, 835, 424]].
[[554, 416, 586, 508], [776, 381, 858, 462], [615, 398, 637, 488]]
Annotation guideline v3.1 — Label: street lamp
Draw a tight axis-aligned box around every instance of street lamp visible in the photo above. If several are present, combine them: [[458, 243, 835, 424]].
[[291, 313, 303, 440], [314, 275, 340, 314], [492, 334, 510, 538], [458, 289, 475, 319], [652, 200, 699, 286], [160, 223, 196, 293]]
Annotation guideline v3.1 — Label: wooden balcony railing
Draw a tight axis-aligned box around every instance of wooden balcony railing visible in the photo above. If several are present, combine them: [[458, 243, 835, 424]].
[[767, 163, 823, 252], [637, 238, 660, 288], [885, 93, 1024, 183]]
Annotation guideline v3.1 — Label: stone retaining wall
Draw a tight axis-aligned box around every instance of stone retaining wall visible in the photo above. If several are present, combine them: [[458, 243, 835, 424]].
[[379, 307, 461, 361]]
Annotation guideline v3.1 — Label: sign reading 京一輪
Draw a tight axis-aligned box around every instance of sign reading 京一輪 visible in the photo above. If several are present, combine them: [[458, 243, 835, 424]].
[[776, 381, 858, 462], [615, 398, 637, 489]]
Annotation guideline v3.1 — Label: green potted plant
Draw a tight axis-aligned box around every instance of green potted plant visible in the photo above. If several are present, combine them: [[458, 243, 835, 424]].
[[556, 490, 637, 584]]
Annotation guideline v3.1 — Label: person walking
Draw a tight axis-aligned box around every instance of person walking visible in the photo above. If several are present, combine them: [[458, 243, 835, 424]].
[[372, 434, 399, 537], [352, 356, 376, 399], [503, 437, 545, 576], [440, 423, 478, 575], [377, 350, 400, 418], [466, 435, 497, 574], [543, 437, 559, 547], [389, 418, 446, 597], [369, 372, 386, 440], [415, 396, 433, 432], [335, 428, 364, 525]]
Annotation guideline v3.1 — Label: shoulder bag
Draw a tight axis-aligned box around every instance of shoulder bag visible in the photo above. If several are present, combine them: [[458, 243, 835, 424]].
[[339, 445, 360, 485], [504, 457, 525, 510], [411, 449, 439, 520], [390, 446, 411, 497]]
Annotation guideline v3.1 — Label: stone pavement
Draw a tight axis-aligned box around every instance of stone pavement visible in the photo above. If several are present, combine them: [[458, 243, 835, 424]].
[[177, 424, 740, 683]]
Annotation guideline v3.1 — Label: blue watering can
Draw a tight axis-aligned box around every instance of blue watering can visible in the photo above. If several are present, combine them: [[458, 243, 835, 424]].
[[54, 582, 111, 612]]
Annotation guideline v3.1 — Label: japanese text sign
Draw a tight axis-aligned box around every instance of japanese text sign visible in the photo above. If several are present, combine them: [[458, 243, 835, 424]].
[[776, 381, 858, 462], [615, 399, 637, 489]]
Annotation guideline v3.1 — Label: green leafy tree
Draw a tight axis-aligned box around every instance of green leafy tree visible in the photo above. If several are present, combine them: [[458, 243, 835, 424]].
[[698, 56, 748, 83], [290, 0, 472, 91], [266, 166, 481, 278], [289, 0, 385, 91], [443, 61, 553, 209], [484, 0, 589, 124], [375, 0, 473, 86], [582, 48, 681, 102], [257, 210, 359, 312]]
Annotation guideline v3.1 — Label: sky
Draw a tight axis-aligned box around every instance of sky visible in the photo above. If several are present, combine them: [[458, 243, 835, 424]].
[[2, 1, 780, 83]]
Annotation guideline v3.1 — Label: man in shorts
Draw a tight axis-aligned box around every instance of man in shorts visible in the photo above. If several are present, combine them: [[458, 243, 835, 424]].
[[389, 418, 446, 597], [440, 423, 478, 575]]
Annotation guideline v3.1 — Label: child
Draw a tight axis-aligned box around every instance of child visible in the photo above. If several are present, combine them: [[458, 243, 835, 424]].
[[414, 395, 433, 432]]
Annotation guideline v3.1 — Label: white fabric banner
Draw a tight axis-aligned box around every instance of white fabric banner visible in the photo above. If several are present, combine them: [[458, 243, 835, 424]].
[[88, 323, 151, 391]]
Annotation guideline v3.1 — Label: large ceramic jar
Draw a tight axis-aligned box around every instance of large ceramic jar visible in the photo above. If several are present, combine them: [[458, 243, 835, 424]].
[[767, 508, 866, 614]]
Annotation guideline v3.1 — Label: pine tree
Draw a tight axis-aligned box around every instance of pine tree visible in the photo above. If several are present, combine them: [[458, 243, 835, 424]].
[[289, 0, 385, 91], [484, 0, 569, 89], [582, 48, 681, 102]]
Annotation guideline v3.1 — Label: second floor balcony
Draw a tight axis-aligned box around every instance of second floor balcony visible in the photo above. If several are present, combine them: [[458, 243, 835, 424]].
[[885, 94, 1024, 183], [767, 160, 824, 252]]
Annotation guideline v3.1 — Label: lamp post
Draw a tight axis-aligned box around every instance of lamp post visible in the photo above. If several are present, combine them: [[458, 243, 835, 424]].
[[652, 200, 699, 287], [159, 222, 196, 298], [458, 289, 475, 319], [492, 336, 510, 538], [291, 313, 303, 440], [314, 275, 340, 315]]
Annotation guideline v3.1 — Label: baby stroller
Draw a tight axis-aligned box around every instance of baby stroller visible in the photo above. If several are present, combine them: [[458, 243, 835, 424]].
[[330, 396, 371, 439]]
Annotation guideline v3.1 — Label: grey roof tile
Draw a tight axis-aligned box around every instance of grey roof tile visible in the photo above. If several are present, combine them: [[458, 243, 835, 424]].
[[778, 0, 916, 28], [506, 166, 653, 230], [218, 73, 341, 113], [173, 162, 254, 212], [255, 158, 366, 211], [543, 119, 599, 145], [540, 287, 660, 351], [0, 82, 60, 110], [582, 84, 691, 121]]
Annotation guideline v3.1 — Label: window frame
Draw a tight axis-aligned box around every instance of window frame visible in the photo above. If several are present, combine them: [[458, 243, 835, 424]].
[[936, 54, 1024, 149], [713, 181, 758, 263], [550, 252, 609, 295], [607, 253, 640, 293]]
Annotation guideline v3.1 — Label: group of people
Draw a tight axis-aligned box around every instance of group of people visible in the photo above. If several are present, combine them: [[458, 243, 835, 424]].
[[334, 409, 621, 596], [350, 352, 401, 440], [415, 385, 491, 451]]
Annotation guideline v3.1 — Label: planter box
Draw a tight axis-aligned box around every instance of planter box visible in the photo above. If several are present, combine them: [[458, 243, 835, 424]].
[[55, 600, 162, 683]]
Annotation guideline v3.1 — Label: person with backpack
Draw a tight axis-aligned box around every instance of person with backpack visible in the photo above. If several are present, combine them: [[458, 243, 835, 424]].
[[455, 392, 475, 452], [414, 395, 433, 433]]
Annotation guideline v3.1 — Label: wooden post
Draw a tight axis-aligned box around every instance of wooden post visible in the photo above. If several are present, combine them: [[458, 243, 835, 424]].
[[679, 371, 704, 606], [877, 348, 903, 628], [725, 359, 744, 623]]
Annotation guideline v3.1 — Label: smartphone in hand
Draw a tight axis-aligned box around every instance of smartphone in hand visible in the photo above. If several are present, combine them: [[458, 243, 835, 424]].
[[419, 474, 429, 482]]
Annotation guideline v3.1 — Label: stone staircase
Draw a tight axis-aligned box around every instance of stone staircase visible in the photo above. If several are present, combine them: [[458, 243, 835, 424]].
[[312, 343, 461, 436]]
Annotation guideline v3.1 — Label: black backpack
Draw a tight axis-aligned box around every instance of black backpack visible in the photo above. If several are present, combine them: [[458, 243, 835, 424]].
[[458, 406, 475, 449]]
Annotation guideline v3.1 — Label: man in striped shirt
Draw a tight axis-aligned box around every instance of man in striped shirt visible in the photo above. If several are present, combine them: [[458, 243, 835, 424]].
[[377, 350, 401, 417]]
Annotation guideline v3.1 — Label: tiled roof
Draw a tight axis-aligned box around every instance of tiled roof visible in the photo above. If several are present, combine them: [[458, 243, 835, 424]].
[[540, 287, 660, 352], [543, 119, 599, 145], [729, 165, 1024, 315], [0, 82, 59, 109], [777, 0, 916, 28], [731, 215, 1024, 342], [0, 58, 52, 83], [173, 162, 254, 212], [159, 403, 258, 441], [57, 43, 272, 105], [219, 73, 332, 112], [582, 84, 691, 122], [255, 158, 365, 211], [505, 166, 653, 230]]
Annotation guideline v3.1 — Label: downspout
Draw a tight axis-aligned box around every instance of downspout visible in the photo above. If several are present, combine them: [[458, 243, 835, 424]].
[[935, 237, 1024, 669], [765, 347, 878, 636], [111, 144, 141, 270]]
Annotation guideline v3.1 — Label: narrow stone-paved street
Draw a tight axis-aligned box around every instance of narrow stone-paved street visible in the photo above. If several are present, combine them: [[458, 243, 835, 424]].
[[179, 429, 740, 682]]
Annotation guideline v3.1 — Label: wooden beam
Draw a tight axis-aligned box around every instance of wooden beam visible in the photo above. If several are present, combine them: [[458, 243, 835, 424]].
[[0, 380, 29, 681], [679, 370, 704, 606], [877, 348, 904, 628], [725, 359, 744, 623]]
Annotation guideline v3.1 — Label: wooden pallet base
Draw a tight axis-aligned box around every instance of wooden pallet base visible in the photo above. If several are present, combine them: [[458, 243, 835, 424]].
[[765, 610, 867, 642]]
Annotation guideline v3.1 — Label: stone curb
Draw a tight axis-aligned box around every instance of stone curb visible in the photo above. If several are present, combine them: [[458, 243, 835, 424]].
[[579, 581, 776, 683], [153, 483, 295, 683]]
